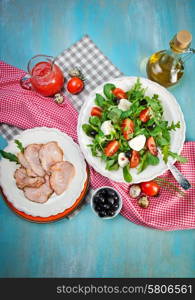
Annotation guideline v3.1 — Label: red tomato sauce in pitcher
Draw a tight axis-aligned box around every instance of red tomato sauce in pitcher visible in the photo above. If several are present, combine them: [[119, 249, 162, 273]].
[[31, 62, 64, 96]]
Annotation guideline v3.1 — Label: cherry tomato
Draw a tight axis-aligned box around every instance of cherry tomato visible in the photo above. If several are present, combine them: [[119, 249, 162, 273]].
[[91, 107, 102, 117], [112, 88, 127, 99], [104, 140, 120, 157], [121, 118, 134, 140], [130, 150, 140, 168], [146, 136, 158, 156], [140, 181, 160, 196], [140, 108, 150, 123], [67, 77, 84, 94]]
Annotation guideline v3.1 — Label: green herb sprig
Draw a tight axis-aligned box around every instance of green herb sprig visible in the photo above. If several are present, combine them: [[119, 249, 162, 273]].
[[0, 150, 19, 163]]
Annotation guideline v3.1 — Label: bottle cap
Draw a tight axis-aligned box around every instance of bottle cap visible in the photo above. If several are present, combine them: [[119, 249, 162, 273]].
[[171, 30, 192, 52]]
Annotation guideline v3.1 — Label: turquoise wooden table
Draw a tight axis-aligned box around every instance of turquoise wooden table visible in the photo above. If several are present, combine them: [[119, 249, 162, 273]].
[[0, 0, 195, 278]]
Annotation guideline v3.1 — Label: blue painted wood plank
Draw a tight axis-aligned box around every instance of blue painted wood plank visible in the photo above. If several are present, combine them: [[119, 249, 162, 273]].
[[0, 0, 195, 278]]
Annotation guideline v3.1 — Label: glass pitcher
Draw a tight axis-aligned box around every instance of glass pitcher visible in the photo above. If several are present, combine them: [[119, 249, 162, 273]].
[[20, 54, 64, 97]]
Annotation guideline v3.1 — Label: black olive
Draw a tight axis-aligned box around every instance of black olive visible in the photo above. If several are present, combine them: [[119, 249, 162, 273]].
[[125, 150, 132, 159], [114, 195, 119, 202], [98, 210, 107, 218], [113, 97, 120, 105], [100, 189, 107, 196], [103, 204, 110, 210], [107, 189, 116, 197], [90, 130, 98, 137], [147, 124, 156, 130], [112, 203, 119, 210], [140, 99, 147, 105], [94, 204, 101, 212], [108, 210, 116, 217], [93, 196, 99, 204], [98, 196, 106, 204], [107, 197, 115, 206]]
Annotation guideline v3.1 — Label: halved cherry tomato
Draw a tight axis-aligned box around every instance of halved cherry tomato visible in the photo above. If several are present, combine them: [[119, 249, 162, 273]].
[[91, 107, 103, 117], [140, 108, 150, 123], [104, 140, 120, 157], [112, 88, 127, 99], [146, 136, 158, 156], [67, 77, 84, 94], [140, 181, 160, 196], [130, 150, 140, 168], [121, 118, 134, 140]]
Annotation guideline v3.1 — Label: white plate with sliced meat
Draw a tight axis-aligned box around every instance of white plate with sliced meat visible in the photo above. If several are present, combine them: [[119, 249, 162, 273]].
[[0, 127, 88, 218]]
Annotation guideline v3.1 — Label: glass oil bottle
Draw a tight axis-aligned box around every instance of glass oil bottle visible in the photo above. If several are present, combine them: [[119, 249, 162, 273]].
[[146, 30, 194, 87]]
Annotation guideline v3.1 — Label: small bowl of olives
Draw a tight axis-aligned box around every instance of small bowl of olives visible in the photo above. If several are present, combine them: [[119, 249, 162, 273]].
[[91, 186, 122, 219]]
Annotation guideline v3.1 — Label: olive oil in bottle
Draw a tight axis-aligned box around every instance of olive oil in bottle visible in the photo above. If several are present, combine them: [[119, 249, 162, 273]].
[[146, 30, 193, 87]]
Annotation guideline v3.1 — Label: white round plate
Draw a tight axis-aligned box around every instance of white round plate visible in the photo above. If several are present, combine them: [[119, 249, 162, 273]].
[[0, 127, 87, 217], [77, 76, 186, 183]]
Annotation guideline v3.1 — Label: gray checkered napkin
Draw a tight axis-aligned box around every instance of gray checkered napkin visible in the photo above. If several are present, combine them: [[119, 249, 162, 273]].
[[0, 35, 123, 219]]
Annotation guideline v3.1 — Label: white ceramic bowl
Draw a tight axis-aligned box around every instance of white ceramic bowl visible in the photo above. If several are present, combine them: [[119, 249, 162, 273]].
[[91, 186, 122, 219], [77, 76, 186, 183]]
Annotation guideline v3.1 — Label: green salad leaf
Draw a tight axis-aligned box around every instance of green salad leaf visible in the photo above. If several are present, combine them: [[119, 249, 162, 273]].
[[138, 151, 160, 173], [94, 93, 107, 108], [106, 158, 119, 171], [89, 116, 101, 128], [123, 165, 132, 182], [168, 151, 188, 163], [168, 121, 180, 131], [82, 124, 96, 137], [103, 83, 115, 100], [107, 107, 122, 124]]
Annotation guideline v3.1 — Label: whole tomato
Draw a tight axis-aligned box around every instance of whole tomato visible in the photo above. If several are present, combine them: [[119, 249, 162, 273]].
[[140, 181, 160, 196], [67, 77, 84, 94]]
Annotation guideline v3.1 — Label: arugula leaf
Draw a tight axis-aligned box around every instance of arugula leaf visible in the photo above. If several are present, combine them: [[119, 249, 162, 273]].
[[109, 162, 120, 171], [89, 116, 101, 128], [14, 139, 24, 153], [127, 78, 145, 102], [147, 152, 160, 165], [121, 109, 132, 119], [168, 121, 180, 131], [138, 151, 159, 173], [107, 108, 122, 124], [87, 144, 99, 156], [106, 159, 119, 171], [156, 136, 170, 147], [103, 83, 115, 100], [123, 165, 132, 182], [0, 150, 19, 163], [162, 145, 169, 163], [168, 151, 188, 163], [161, 146, 187, 164], [137, 152, 148, 173]]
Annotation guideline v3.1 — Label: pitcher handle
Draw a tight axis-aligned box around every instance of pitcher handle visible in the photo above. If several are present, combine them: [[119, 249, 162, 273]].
[[20, 74, 32, 90]]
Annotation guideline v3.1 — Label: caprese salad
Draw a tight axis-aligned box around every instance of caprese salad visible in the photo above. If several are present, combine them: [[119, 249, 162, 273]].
[[82, 79, 187, 182]]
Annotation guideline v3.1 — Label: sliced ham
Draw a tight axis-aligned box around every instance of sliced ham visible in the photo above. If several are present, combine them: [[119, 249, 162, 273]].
[[39, 141, 63, 173], [49, 161, 75, 195], [17, 152, 37, 177], [14, 167, 45, 189], [24, 144, 45, 177], [23, 175, 53, 203]]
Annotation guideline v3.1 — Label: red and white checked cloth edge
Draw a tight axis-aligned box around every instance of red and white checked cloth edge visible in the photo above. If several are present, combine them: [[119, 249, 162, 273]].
[[0, 61, 195, 231]]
